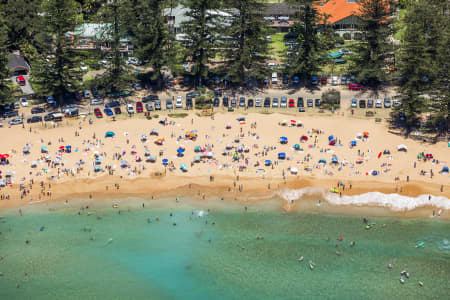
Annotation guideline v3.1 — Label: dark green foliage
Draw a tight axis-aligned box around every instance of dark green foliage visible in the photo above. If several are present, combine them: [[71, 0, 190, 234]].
[[181, 0, 222, 87], [285, 0, 323, 80], [32, 0, 82, 104], [0, 9, 10, 104], [223, 0, 270, 86], [350, 0, 394, 88]]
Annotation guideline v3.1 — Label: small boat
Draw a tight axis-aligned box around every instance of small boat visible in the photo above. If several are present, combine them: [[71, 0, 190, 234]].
[[418, 281, 424, 287], [298, 256, 304, 262], [112, 204, 118, 208], [416, 241, 424, 248], [309, 261, 315, 270], [400, 278, 405, 284]]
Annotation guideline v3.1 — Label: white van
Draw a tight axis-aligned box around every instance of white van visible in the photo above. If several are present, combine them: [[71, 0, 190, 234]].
[[271, 72, 278, 84]]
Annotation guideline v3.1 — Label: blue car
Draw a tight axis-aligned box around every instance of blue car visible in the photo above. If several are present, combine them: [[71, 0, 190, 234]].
[[105, 101, 120, 108], [104, 108, 114, 116]]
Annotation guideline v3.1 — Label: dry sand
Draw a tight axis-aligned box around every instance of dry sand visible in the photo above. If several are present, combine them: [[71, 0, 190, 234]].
[[0, 111, 448, 217]]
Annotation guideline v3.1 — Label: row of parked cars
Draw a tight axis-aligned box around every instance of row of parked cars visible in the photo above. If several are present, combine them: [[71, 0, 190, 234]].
[[350, 97, 397, 109], [212, 96, 322, 111]]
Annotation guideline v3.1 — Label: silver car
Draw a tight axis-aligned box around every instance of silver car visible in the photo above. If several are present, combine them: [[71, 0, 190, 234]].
[[9, 117, 23, 125]]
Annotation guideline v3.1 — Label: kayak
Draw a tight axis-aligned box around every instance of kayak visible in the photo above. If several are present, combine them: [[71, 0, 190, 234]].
[[416, 242, 424, 248], [329, 188, 339, 193]]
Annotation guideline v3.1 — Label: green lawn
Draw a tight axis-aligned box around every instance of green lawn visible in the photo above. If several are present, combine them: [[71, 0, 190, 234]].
[[269, 33, 287, 60]]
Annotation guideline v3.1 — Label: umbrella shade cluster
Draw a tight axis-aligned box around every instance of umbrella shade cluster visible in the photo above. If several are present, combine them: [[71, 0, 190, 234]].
[[105, 131, 115, 138]]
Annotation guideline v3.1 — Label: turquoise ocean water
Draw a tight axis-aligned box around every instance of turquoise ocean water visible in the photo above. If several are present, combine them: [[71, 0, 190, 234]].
[[0, 197, 449, 299]]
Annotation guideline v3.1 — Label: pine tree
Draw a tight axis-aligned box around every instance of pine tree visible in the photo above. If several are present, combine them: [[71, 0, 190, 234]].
[[350, 0, 394, 88], [181, 0, 221, 87], [285, 0, 323, 80], [132, 0, 168, 89], [0, 9, 11, 105], [223, 0, 270, 86], [32, 0, 82, 105]]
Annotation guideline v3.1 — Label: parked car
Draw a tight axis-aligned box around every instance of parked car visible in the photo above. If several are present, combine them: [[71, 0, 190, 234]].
[[320, 76, 327, 85], [248, 99, 254, 107], [272, 97, 279, 107], [351, 98, 357, 108], [142, 95, 158, 102], [359, 99, 366, 108], [292, 75, 300, 84], [3, 110, 19, 118], [176, 96, 183, 108], [280, 96, 287, 108], [166, 99, 173, 110], [145, 103, 153, 111], [133, 83, 142, 91], [46, 96, 56, 105], [20, 98, 29, 107], [367, 99, 374, 108], [12, 102, 19, 109], [114, 107, 121, 114], [105, 101, 120, 108], [282, 75, 289, 85], [307, 99, 313, 107], [94, 108, 103, 118], [288, 99, 295, 107], [222, 97, 229, 107], [27, 116, 42, 123], [315, 99, 321, 107], [213, 97, 220, 107], [271, 72, 278, 84], [384, 97, 391, 108], [104, 108, 114, 116], [186, 91, 200, 98], [16, 75, 26, 86], [297, 97, 304, 107], [127, 103, 135, 114], [31, 107, 45, 114], [90, 98, 104, 105], [154, 100, 161, 110], [349, 83, 364, 90], [91, 88, 99, 98], [136, 101, 144, 113], [375, 99, 382, 108], [255, 98, 262, 107], [239, 97, 245, 107], [231, 98, 236, 107], [9, 117, 23, 125], [264, 97, 271, 107], [332, 76, 338, 85], [44, 113, 54, 121], [393, 99, 400, 107], [341, 76, 347, 85], [83, 90, 91, 99], [311, 76, 318, 85]]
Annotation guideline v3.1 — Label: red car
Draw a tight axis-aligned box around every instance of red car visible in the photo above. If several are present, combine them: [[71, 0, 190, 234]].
[[288, 99, 295, 107], [16, 75, 26, 86], [320, 76, 327, 84], [94, 108, 103, 118], [136, 101, 143, 113], [349, 83, 364, 90]]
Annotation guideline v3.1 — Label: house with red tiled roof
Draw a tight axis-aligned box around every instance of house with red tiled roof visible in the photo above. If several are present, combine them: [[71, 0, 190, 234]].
[[316, 0, 363, 40]]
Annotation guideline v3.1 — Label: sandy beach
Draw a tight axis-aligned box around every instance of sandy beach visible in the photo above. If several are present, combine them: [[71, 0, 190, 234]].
[[0, 111, 448, 217]]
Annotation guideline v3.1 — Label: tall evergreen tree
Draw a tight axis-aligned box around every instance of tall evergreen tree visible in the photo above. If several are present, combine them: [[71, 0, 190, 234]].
[[223, 0, 270, 86], [132, 0, 168, 89], [181, 0, 221, 87], [32, 0, 82, 105], [350, 0, 394, 88], [285, 0, 323, 80], [0, 9, 11, 105]]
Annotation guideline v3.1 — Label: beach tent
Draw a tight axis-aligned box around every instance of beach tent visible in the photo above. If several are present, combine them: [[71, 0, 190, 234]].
[[194, 146, 201, 152], [226, 123, 231, 129], [65, 146, 72, 153], [194, 155, 201, 162], [371, 170, 379, 176], [294, 144, 301, 150], [397, 144, 408, 152], [280, 120, 288, 126], [95, 158, 102, 165], [180, 164, 188, 172], [290, 120, 296, 126], [41, 146, 48, 153], [23, 146, 30, 154], [141, 134, 148, 141], [30, 161, 37, 168], [300, 135, 308, 142], [105, 131, 115, 138], [318, 159, 327, 164], [147, 155, 156, 162], [206, 152, 214, 158], [150, 129, 159, 136], [441, 166, 449, 174], [234, 137, 240, 143], [331, 157, 339, 163], [155, 138, 165, 145], [278, 153, 286, 160], [94, 166, 101, 172], [265, 160, 272, 166], [280, 136, 288, 144], [290, 167, 298, 174], [356, 133, 362, 139]]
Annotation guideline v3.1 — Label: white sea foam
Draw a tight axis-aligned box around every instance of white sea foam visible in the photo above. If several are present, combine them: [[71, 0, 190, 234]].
[[279, 188, 450, 211]]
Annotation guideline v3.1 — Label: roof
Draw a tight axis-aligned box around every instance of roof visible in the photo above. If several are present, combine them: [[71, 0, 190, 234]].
[[316, 0, 361, 24], [74, 23, 130, 41], [7, 53, 31, 71], [262, 2, 302, 16]]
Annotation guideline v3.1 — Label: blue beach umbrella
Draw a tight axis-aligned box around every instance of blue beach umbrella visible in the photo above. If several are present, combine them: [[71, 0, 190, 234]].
[[105, 131, 115, 138], [331, 157, 339, 163], [328, 135, 334, 141], [351, 141, 357, 146], [180, 163, 188, 170], [294, 144, 300, 150], [280, 136, 288, 144], [278, 153, 286, 159], [318, 159, 327, 164], [265, 160, 272, 166], [162, 158, 169, 165]]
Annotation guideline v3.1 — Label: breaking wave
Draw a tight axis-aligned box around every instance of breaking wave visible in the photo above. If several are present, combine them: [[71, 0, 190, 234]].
[[278, 188, 450, 211]]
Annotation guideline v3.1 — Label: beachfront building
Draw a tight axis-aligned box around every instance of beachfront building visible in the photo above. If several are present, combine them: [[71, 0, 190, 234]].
[[68, 23, 133, 57], [7, 51, 31, 76], [316, 0, 363, 40]]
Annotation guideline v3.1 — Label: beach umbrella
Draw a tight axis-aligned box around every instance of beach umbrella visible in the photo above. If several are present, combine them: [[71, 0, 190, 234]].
[[278, 152, 286, 159], [397, 144, 408, 152], [94, 165, 101, 172], [363, 132, 369, 138], [328, 135, 334, 141], [194, 155, 201, 162], [3, 154, 9, 158], [280, 120, 287, 126], [234, 137, 240, 143], [141, 134, 147, 139], [290, 167, 298, 174], [329, 139, 336, 146], [300, 135, 308, 142], [294, 144, 300, 150], [194, 146, 201, 152], [150, 129, 159, 136], [226, 123, 231, 129], [351, 141, 357, 147], [265, 160, 272, 166], [162, 158, 169, 165], [441, 166, 449, 174], [318, 159, 327, 164], [30, 161, 37, 167], [105, 131, 115, 138], [155, 138, 164, 145], [331, 157, 338, 163], [356, 133, 362, 139], [290, 120, 296, 125], [23, 146, 30, 153], [371, 170, 378, 176], [177, 148, 185, 154], [280, 136, 288, 144], [58, 146, 65, 150], [206, 152, 214, 157], [180, 163, 188, 171]]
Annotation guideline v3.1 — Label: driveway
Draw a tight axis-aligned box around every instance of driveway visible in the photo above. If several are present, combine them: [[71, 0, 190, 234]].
[[10, 75, 34, 95]]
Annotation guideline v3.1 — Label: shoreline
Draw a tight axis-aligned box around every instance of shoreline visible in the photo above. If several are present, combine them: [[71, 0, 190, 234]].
[[1, 174, 448, 220]]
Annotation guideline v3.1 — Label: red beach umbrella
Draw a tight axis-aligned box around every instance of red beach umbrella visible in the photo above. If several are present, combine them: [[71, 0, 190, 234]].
[[378, 152, 382, 159]]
